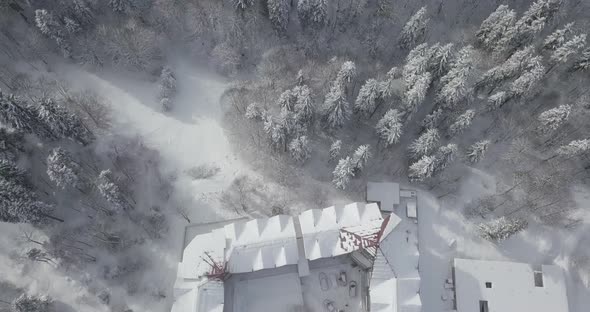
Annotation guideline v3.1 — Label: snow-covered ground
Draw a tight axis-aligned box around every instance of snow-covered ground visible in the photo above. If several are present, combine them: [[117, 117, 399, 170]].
[[417, 169, 590, 312]]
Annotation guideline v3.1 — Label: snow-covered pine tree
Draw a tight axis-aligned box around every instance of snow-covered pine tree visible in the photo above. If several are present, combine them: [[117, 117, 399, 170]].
[[332, 156, 355, 189], [245, 103, 263, 120], [63, 17, 81, 34], [402, 43, 430, 88], [322, 84, 349, 129], [47, 148, 81, 190], [487, 91, 509, 111], [109, 0, 127, 12], [573, 47, 590, 71], [550, 34, 587, 65], [0, 159, 27, 187], [537, 104, 572, 133], [232, 0, 254, 10], [403, 72, 432, 119], [329, 140, 342, 162], [0, 92, 54, 139], [351, 145, 371, 171], [509, 59, 545, 99], [476, 46, 536, 90], [11, 294, 53, 312], [72, 0, 94, 26], [36, 98, 94, 145], [278, 89, 296, 111], [35, 9, 61, 38], [268, 0, 291, 33], [379, 66, 400, 98], [433, 143, 458, 172], [399, 6, 429, 49], [408, 128, 439, 158], [297, 0, 327, 28], [476, 5, 516, 51], [376, 109, 403, 147], [421, 108, 443, 130], [437, 46, 474, 107], [0, 127, 24, 161], [96, 169, 127, 212], [556, 139, 590, 157], [336, 61, 357, 85], [159, 66, 177, 111], [408, 155, 436, 182], [466, 140, 491, 163], [288, 136, 310, 162], [427, 43, 454, 78], [0, 177, 56, 224], [354, 79, 381, 117], [478, 217, 528, 242], [449, 109, 476, 135], [543, 22, 575, 50], [293, 85, 314, 125]]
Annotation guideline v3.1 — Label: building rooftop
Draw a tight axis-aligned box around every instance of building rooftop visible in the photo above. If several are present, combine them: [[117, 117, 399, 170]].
[[367, 182, 401, 212]]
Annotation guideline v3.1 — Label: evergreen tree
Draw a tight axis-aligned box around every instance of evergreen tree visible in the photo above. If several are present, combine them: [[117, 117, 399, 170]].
[[379, 66, 400, 98], [509, 60, 545, 99], [354, 79, 381, 117], [476, 5, 516, 51], [268, 0, 291, 33], [376, 109, 403, 147], [36, 98, 94, 145], [351, 145, 371, 171], [573, 47, 590, 71], [538, 104, 572, 133], [109, 0, 127, 12], [96, 169, 127, 212], [322, 84, 349, 129], [336, 61, 357, 85], [47, 148, 81, 190], [232, 0, 254, 10], [408, 128, 439, 158], [478, 217, 528, 242], [0, 91, 46, 136], [329, 140, 342, 163], [34, 9, 61, 38], [556, 139, 590, 157], [288, 136, 310, 162], [399, 6, 429, 49], [402, 43, 430, 88], [0, 127, 24, 161], [421, 108, 443, 130], [477, 46, 536, 90], [427, 43, 454, 77], [437, 46, 474, 107], [449, 110, 475, 135], [11, 294, 52, 312], [550, 34, 587, 64], [293, 85, 314, 125], [0, 178, 56, 224], [487, 91, 509, 111], [0, 159, 27, 187], [408, 155, 436, 182], [332, 156, 354, 189], [297, 0, 327, 28], [543, 22, 574, 50], [278, 89, 296, 111], [433, 143, 458, 172], [466, 140, 491, 163], [71, 0, 94, 25], [403, 72, 431, 119], [245, 103, 263, 120], [159, 66, 177, 111]]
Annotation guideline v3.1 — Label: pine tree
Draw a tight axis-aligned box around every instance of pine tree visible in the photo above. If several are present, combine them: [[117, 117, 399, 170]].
[[543, 22, 575, 50], [293, 85, 314, 125], [0, 178, 56, 224], [288, 136, 310, 162], [354, 79, 381, 117], [278, 89, 296, 111], [556, 139, 590, 157], [11, 294, 53, 312], [109, 0, 127, 12], [35, 9, 61, 37], [450, 110, 475, 135], [427, 43, 454, 77], [573, 47, 590, 71], [402, 43, 430, 88], [476, 5, 516, 51], [322, 84, 349, 129], [421, 109, 443, 130], [63, 17, 81, 34], [408, 155, 436, 182], [47, 148, 81, 190], [232, 0, 254, 10], [297, 0, 327, 28], [487, 91, 509, 111], [0, 159, 27, 187], [433, 143, 458, 172], [399, 6, 429, 49], [403, 72, 431, 118], [0, 127, 24, 161], [550, 34, 587, 64], [329, 140, 342, 162], [538, 104, 572, 133], [352, 145, 371, 171], [72, 0, 94, 25], [245, 103, 263, 120], [379, 67, 400, 98], [332, 156, 354, 189], [96, 169, 127, 212], [268, 0, 291, 33], [336, 61, 357, 85], [408, 128, 439, 158], [0, 91, 45, 136], [477, 46, 536, 90], [376, 109, 403, 147], [478, 217, 528, 242], [159, 66, 177, 111], [466, 140, 491, 163], [509, 60, 545, 98], [437, 46, 474, 107], [36, 98, 94, 145]]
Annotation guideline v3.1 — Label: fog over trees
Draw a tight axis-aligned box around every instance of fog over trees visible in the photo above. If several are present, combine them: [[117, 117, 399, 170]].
[[1, 0, 590, 311]]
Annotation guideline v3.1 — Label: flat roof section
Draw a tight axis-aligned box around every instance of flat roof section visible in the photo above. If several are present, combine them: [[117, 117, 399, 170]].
[[367, 182, 401, 211]]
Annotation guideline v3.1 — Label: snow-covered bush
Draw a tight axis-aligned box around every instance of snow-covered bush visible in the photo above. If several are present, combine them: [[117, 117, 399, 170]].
[[478, 217, 528, 242]]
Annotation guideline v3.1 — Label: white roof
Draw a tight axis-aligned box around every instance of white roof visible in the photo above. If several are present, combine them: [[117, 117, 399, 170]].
[[224, 215, 298, 273], [171, 280, 224, 312], [299, 203, 383, 260], [367, 182, 400, 211], [370, 249, 398, 312], [454, 258, 569, 312]]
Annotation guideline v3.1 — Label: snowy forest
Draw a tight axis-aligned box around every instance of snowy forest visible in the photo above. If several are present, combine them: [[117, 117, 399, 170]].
[[0, 0, 590, 311]]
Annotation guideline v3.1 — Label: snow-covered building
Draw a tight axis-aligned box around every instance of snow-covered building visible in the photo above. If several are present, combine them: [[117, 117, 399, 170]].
[[172, 200, 423, 312], [453, 258, 570, 312], [367, 182, 400, 211]]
